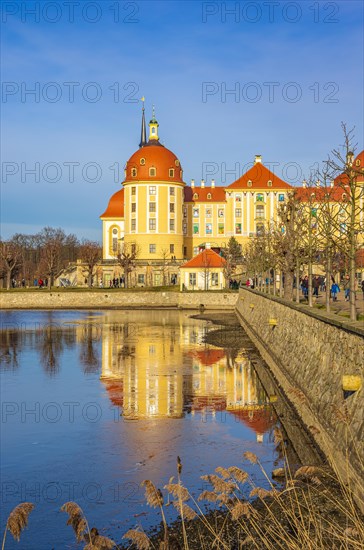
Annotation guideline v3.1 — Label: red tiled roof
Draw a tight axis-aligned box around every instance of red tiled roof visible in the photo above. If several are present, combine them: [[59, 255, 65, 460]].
[[227, 162, 292, 190], [184, 187, 226, 202], [124, 142, 183, 183], [180, 249, 226, 269], [295, 186, 349, 202], [100, 188, 124, 218]]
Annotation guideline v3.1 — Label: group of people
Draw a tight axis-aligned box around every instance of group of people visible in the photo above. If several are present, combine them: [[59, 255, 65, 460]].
[[300, 275, 364, 301]]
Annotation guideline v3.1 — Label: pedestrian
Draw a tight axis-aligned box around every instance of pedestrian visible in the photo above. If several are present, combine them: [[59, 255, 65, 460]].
[[331, 281, 340, 301], [313, 275, 320, 297], [343, 276, 350, 301], [301, 276, 309, 299]]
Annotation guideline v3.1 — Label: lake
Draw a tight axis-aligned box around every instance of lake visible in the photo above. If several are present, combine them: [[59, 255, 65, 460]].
[[1, 309, 305, 549]]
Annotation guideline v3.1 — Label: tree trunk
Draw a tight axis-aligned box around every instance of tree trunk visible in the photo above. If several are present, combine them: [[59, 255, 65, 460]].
[[88, 272, 92, 288], [284, 271, 294, 301], [295, 263, 300, 304], [273, 269, 276, 296], [349, 246, 357, 321], [308, 259, 313, 308], [279, 270, 283, 298], [6, 270, 11, 290], [326, 255, 331, 313]]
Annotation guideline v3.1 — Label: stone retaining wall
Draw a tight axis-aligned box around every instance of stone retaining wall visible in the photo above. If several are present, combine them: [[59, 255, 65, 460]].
[[0, 291, 238, 310], [236, 288, 364, 507]]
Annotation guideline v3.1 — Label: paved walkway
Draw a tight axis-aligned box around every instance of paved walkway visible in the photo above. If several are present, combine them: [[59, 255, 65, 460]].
[[311, 291, 364, 318]]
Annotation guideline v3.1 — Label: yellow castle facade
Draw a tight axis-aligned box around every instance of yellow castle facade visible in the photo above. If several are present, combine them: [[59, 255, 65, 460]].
[[99, 107, 364, 287]]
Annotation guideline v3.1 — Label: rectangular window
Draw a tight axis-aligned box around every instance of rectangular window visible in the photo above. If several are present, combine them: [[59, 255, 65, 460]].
[[170, 244, 174, 254], [131, 202, 136, 213], [205, 208, 212, 218], [169, 219, 175, 231], [278, 194, 285, 202], [183, 207, 187, 218], [193, 207, 199, 218], [183, 246, 187, 257], [189, 273, 197, 286], [169, 186, 175, 194], [149, 202, 156, 212], [235, 223, 242, 234], [235, 208, 242, 217], [149, 244, 156, 253], [112, 237, 118, 251], [206, 223, 212, 235], [218, 208, 224, 218], [235, 194, 242, 202], [211, 273, 219, 286], [193, 247, 199, 256], [131, 244, 136, 255], [169, 203, 175, 213], [256, 193, 264, 202], [193, 223, 199, 235], [256, 205, 265, 219], [131, 219, 136, 231], [138, 274, 145, 284], [183, 222, 187, 234], [131, 186, 136, 196], [149, 186, 156, 195], [218, 223, 224, 235], [149, 219, 156, 230]]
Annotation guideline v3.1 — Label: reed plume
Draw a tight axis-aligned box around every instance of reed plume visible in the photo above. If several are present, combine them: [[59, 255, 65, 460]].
[[201, 474, 235, 494], [141, 480, 164, 508], [243, 451, 258, 464], [61, 501, 91, 544], [1, 502, 34, 549], [164, 483, 189, 502], [227, 466, 249, 484], [123, 529, 150, 549], [83, 527, 115, 549], [172, 501, 197, 520]]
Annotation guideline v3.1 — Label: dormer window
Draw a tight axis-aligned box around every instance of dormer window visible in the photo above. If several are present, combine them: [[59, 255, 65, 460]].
[[140, 158, 145, 165], [247, 180, 252, 187], [131, 168, 137, 177], [193, 193, 198, 200], [180, 170, 183, 178], [356, 159, 361, 166], [175, 159, 180, 166], [207, 193, 212, 199], [149, 167, 156, 177], [169, 168, 175, 177], [267, 180, 272, 187]]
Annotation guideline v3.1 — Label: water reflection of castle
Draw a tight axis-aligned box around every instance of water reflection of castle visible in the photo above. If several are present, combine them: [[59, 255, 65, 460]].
[[101, 315, 276, 440]]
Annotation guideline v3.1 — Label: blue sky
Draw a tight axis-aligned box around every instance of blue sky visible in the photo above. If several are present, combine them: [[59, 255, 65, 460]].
[[1, 0, 363, 241]]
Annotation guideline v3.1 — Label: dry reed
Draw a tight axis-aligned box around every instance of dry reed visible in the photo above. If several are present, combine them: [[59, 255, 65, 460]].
[[1, 502, 34, 549]]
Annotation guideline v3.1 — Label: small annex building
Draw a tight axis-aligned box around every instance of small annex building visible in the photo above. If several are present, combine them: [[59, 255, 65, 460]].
[[179, 248, 226, 291]]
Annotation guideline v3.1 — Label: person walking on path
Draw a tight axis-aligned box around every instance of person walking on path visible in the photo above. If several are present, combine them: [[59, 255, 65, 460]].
[[313, 276, 320, 298], [343, 275, 350, 301], [301, 276, 309, 299], [331, 281, 340, 302]]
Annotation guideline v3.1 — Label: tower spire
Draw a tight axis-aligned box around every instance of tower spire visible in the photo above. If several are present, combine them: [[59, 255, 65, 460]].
[[139, 96, 146, 148]]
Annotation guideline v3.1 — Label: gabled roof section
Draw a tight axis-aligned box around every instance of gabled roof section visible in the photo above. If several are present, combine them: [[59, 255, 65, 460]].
[[227, 162, 292, 190], [180, 249, 226, 269], [184, 187, 226, 202], [100, 188, 124, 219]]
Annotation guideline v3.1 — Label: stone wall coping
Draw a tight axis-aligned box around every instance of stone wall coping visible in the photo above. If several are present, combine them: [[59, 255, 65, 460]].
[[239, 288, 364, 339]]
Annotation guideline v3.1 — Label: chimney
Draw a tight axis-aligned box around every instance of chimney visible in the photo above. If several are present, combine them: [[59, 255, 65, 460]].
[[254, 155, 262, 164], [211, 179, 215, 188], [191, 179, 195, 188], [201, 179, 205, 188]]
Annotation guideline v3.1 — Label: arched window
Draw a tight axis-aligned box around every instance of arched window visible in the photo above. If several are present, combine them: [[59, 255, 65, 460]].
[[193, 193, 198, 200], [149, 167, 156, 176], [356, 159, 361, 166], [140, 158, 145, 165], [169, 168, 175, 177], [131, 168, 137, 177], [267, 180, 272, 187], [175, 159, 180, 166], [247, 180, 252, 187], [207, 193, 212, 199]]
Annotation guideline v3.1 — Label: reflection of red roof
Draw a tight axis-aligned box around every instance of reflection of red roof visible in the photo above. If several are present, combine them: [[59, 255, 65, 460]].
[[184, 187, 226, 202], [192, 396, 226, 412], [181, 249, 226, 269], [103, 381, 123, 407], [229, 407, 276, 434], [190, 348, 226, 366], [100, 188, 124, 218], [228, 163, 292, 190]]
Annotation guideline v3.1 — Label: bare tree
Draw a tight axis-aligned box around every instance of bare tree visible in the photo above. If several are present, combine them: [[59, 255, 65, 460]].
[[37, 227, 68, 288], [160, 248, 170, 286], [320, 124, 364, 320], [79, 240, 102, 287], [115, 241, 140, 289], [0, 238, 22, 289]]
